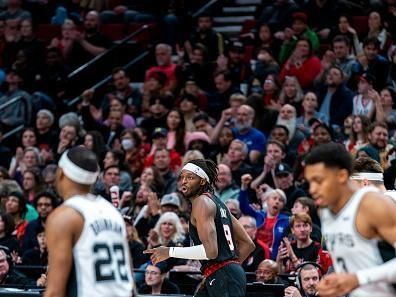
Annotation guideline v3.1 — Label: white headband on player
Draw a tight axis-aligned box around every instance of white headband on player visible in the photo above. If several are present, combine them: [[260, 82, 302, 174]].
[[350, 172, 383, 181], [182, 163, 210, 183], [58, 151, 99, 185]]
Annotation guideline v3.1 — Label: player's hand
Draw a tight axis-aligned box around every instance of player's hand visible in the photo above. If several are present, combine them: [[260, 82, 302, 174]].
[[317, 272, 359, 297], [143, 246, 170, 264]]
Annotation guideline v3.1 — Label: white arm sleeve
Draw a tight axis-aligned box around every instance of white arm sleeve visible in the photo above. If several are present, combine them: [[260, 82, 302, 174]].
[[356, 244, 396, 285], [169, 245, 209, 260]]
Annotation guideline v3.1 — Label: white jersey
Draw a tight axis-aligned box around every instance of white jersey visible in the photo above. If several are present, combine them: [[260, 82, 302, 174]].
[[64, 194, 133, 297], [321, 187, 396, 297]]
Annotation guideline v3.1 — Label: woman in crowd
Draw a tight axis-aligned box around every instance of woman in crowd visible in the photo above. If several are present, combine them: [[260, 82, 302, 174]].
[[278, 76, 304, 112], [375, 87, 396, 137], [119, 129, 146, 180], [147, 212, 185, 249], [83, 131, 106, 168], [22, 168, 44, 204], [166, 108, 190, 155], [0, 211, 19, 256], [346, 115, 370, 155], [296, 92, 329, 137], [279, 37, 322, 90], [9, 147, 41, 184]]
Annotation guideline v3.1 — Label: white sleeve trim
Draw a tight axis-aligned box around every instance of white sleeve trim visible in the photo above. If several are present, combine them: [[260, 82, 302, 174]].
[[169, 244, 209, 260]]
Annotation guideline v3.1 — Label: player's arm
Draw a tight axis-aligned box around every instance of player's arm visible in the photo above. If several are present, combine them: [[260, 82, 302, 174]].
[[144, 195, 218, 263], [230, 214, 255, 263], [318, 193, 396, 297], [44, 207, 83, 297], [355, 193, 396, 284]]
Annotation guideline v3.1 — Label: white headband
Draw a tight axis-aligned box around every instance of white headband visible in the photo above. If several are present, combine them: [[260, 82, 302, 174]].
[[350, 172, 383, 182], [58, 151, 99, 185], [182, 163, 210, 183]]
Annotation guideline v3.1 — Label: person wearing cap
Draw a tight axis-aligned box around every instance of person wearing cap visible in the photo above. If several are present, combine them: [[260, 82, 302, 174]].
[[225, 41, 252, 86], [185, 131, 211, 157], [144, 127, 182, 173], [160, 193, 181, 214], [45, 146, 133, 297], [139, 262, 180, 294], [352, 73, 376, 119], [274, 162, 306, 211]]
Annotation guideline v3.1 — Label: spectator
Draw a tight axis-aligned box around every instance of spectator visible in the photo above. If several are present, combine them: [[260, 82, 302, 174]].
[[328, 15, 360, 56], [139, 262, 180, 294], [22, 224, 47, 267], [259, 0, 298, 33], [83, 131, 106, 167], [239, 174, 289, 259], [119, 129, 145, 180], [192, 113, 214, 140], [166, 108, 190, 155], [352, 73, 376, 119], [152, 148, 178, 195], [215, 164, 240, 202], [68, 11, 112, 69], [284, 263, 321, 297], [251, 46, 280, 88], [274, 163, 306, 211], [96, 165, 121, 202], [144, 128, 182, 171], [225, 199, 242, 219], [278, 76, 304, 111], [185, 131, 211, 158], [0, 0, 31, 21], [210, 126, 234, 164], [239, 215, 270, 272], [365, 121, 393, 168], [375, 87, 396, 137], [224, 139, 253, 187], [317, 65, 354, 128], [365, 11, 392, 55], [146, 43, 181, 93], [279, 37, 322, 90], [160, 193, 181, 215], [0, 212, 19, 255], [0, 69, 32, 130], [48, 19, 76, 63], [345, 115, 370, 155], [255, 259, 284, 284], [290, 197, 322, 241], [222, 41, 252, 87], [35, 109, 57, 151], [140, 96, 170, 136], [5, 191, 28, 243], [185, 13, 224, 62], [352, 37, 390, 90], [296, 92, 329, 137], [179, 93, 199, 132], [276, 213, 331, 273], [332, 35, 357, 82], [123, 215, 146, 269], [22, 168, 44, 203], [278, 12, 320, 64], [147, 211, 185, 249], [22, 191, 56, 253]]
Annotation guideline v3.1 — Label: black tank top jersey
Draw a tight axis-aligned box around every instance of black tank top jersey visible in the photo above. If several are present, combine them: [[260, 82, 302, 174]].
[[189, 192, 238, 267]]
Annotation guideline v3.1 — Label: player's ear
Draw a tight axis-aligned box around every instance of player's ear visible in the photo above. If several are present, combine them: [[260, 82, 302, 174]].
[[200, 178, 206, 186], [337, 168, 349, 184]]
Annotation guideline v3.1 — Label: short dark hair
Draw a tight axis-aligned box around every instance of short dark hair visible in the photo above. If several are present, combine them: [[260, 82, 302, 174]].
[[34, 191, 58, 209], [67, 146, 99, 173], [363, 37, 380, 50], [103, 165, 120, 174], [266, 139, 286, 153], [214, 70, 232, 82], [193, 112, 210, 124], [271, 125, 290, 136], [368, 121, 388, 133], [332, 35, 350, 47], [0, 212, 15, 237], [304, 143, 353, 175]]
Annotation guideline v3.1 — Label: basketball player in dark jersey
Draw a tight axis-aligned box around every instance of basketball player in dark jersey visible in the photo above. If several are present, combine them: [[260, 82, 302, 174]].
[[144, 159, 255, 296]]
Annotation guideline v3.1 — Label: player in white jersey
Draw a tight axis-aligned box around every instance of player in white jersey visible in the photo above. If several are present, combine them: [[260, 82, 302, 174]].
[[304, 143, 396, 297], [44, 147, 133, 297]]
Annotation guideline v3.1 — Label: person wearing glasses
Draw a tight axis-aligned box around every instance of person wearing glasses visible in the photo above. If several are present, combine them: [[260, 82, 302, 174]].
[[138, 262, 180, 294]]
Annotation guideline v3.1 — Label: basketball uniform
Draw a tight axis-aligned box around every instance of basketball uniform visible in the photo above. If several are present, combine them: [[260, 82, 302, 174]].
[[63, 194, 133, 297], [321, 187, 396, 297], [190, 193, 246, 297]]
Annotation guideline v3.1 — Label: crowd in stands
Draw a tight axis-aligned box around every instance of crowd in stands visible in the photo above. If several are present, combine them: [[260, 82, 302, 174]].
[[0, 0, 394, 295]]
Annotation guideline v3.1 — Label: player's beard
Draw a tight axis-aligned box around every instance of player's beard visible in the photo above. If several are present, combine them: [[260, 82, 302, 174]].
[[181, 184, 202, 199], [277, 117, 296, 140]]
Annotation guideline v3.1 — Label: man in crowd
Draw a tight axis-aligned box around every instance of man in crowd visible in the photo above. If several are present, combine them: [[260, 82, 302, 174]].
[[284, 263, 321, 297], [215, 163, 240, 202]]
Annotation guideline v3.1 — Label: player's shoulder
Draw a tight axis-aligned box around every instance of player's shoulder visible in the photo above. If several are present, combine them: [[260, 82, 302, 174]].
[[360, 191, 396, 215], [46, 205, 84, 233]]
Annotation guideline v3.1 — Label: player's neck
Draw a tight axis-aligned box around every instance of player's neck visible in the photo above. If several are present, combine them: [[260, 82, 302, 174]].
[[62, 187, 90, 200], [331, 184, 358, 214]]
